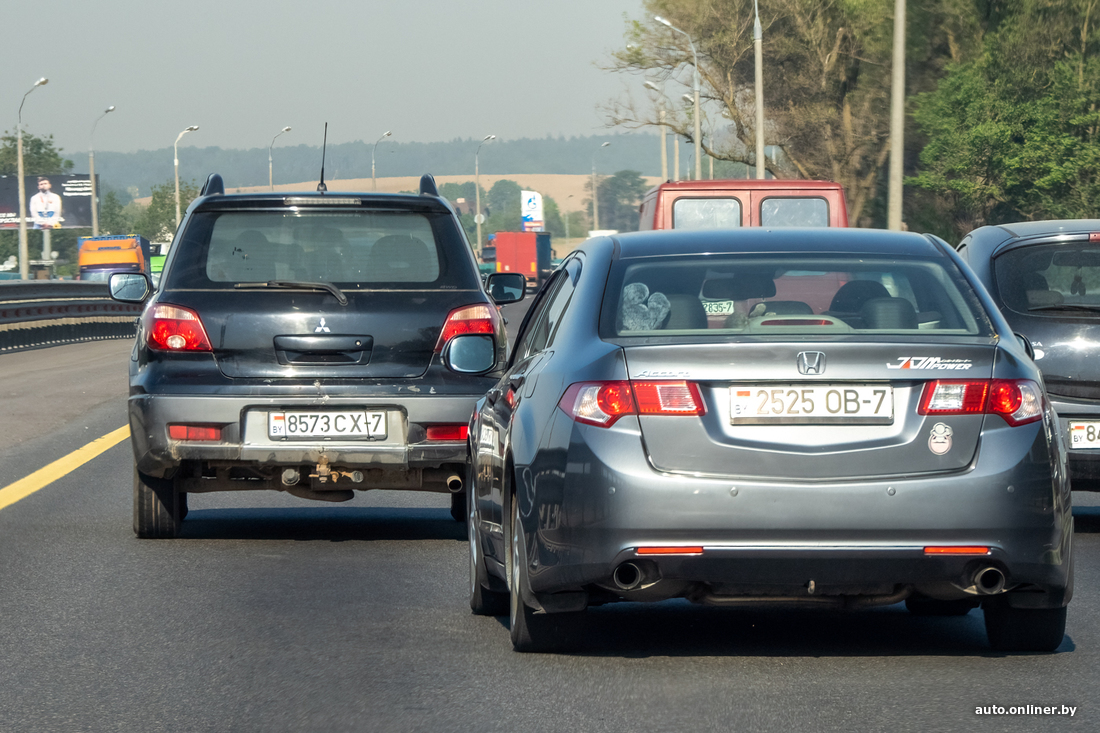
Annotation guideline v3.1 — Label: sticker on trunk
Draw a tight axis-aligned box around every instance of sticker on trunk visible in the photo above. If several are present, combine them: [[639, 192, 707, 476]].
[[929, 422, 953, 455], [887, 357, 972, 370]]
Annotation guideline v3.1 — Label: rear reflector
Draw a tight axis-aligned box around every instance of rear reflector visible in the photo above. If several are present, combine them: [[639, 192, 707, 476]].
[[924, 546, 990, 555], [434, 303, 498, 352], [168, 424, 222, 441], [918, 379, 1042, 426], [636, 546, 705, 556], [426, 425, 469, 441], [559, 380, 706, 427], [146, 304, 213, 352]]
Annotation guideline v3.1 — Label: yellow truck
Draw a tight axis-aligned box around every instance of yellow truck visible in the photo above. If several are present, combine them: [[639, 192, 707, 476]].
[[77, 234, 151, 282]]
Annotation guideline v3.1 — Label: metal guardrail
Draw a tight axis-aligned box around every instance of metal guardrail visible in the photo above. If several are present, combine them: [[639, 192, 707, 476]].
[[0, 281, 142, 353]]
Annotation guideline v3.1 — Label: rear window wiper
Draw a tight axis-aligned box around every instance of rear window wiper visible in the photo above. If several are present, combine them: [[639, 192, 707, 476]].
[[1028, 303, 1100, 313], [235, 280, 348, 306]]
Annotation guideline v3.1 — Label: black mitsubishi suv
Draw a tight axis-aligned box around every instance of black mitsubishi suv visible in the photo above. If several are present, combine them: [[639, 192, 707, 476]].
[[110, 174, 525, 538]]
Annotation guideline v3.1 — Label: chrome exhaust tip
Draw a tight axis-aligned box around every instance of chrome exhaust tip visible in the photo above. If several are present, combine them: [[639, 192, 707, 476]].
[[974, 566, 1006, 595], [446, 474, 463, 493], [613, 562, 644, 591]]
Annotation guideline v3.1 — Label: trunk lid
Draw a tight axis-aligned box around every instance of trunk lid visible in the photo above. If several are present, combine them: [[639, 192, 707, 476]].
[[624, 340, 997, 480]]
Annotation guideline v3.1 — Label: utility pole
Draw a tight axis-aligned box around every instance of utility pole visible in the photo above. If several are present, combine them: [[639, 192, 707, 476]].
[[888, 0, 907, 229], [754, 0, 766, 179]]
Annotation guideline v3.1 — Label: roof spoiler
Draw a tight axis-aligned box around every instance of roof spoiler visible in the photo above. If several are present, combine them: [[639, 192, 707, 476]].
[[200, 173, 225, 196], [419, 174, 439, 197]]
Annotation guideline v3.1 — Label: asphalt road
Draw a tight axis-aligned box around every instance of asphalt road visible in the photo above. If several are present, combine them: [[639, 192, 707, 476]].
[[2, 312, 1100, 731]]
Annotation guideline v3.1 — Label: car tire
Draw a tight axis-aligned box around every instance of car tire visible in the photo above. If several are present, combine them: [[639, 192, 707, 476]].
[[469, 486, 508, 616], [905, 596, 979, 616], [450, 490, 466, 523], [133, 468, 183, 539], [508, 496, 583, 652], [984, 602, 1067, 652]]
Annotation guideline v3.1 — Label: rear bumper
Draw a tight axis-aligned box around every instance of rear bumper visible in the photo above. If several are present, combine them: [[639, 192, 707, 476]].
[[129, 393, 479, 477], [515, 416, 1072, 608]]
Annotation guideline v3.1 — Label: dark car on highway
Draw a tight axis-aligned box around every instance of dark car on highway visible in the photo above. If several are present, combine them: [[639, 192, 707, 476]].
[[467, 228, 1072, 653], [110, 174, 525, 538], [959, 220, 1100, 492]]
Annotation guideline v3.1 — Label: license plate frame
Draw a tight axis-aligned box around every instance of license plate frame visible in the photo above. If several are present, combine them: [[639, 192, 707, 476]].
[[268, 410, 387, 440], [1069, 421, 1100, 449], [730, 384, 894, 425]]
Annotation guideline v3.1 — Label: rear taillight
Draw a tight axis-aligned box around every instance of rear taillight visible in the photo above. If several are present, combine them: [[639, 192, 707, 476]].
[[558, 380, 705, 428], [434, 303, 499, 353], [145, 304, 212, 351], [918, 379, 1042, 427], [426, 425, 469, 441], [168, 424, 222, 441]]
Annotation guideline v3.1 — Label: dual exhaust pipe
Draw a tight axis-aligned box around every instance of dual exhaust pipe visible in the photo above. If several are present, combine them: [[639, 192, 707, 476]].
[[973, 565, 1006, 595]]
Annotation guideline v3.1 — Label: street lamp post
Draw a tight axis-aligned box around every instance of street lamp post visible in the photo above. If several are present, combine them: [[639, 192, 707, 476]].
[[17, 77, 48, 280], [591, 141, 611, 231], [644, 81, 669, 181], [174, 125, 199, 230], [887, 0, 906, 229], [90, 105, 115, 236], [269, 126, 291, 191], [753, 0, 766, 179], [565, 194, 574, 240], [475, 134, 495, 251], [372, 131, 391, 191], [656, 16, 702, 181]]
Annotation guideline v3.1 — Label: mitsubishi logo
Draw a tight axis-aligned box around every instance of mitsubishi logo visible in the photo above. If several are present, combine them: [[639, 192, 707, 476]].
[[797, 351, 826, 375], [314, 317, 331, 333]]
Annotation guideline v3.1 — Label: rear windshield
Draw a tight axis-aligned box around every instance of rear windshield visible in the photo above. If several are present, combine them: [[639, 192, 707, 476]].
[[163, 209, 478, 290], [994, 242, 1100, 317], [760, 197, 829, 227], [673, 198, 742, 229], [601, 253, 992, 339]]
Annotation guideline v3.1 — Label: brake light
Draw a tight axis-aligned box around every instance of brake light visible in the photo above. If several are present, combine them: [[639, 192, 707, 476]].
[[759, 318, 833, 327], [168, 424, 222, 441], [434, 303, 498, 352], [558, 380, 705, 427], [924, 546, 990, 555], [146, 304, 212, 351], [426, 425, 469, 441], [918, 379, 1042, 426], [636, 546, 704, 556]]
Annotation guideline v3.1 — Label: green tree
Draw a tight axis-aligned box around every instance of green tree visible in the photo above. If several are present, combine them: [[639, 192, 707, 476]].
[[133, 181, 200, 243], [587, 170, 649, 233], [485, 179, 523, 234], [97, 190, 137, 236], [603, 0, 983, 225], [910, 0, 1100, 238]]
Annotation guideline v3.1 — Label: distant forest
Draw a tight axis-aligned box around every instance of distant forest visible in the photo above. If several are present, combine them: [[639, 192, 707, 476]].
[[77, 133, 664, 202]]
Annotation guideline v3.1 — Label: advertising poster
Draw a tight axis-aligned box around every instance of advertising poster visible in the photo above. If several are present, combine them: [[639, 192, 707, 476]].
[[521, 190, 544, 232], [0, 174, 95, 229]]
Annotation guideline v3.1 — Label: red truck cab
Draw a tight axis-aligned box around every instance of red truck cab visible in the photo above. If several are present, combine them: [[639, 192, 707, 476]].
[[639, 179, 849, 230]]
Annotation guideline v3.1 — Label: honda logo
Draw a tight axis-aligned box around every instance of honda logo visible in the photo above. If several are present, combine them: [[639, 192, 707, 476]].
[[797, 351, 826, 375]]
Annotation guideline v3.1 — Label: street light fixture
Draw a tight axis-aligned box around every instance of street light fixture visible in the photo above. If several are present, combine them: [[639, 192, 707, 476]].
[[269, 126, 291, 191], [474, 134, 495, 251], [90, 105, 115, 236], [655, 16, 702, 181], [174, 125, 199, 230], [16, 77, 47, 280], [591, 141, 611, 231], [644, 80, 669, 181], [372, 130, 391, 191]]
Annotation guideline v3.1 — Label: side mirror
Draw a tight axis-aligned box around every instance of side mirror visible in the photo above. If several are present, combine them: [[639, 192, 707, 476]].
[[486, 272, 526, 304], [1015, 332, 1036, 360], [109, 272, 151, 303], [443, 334, 496, 374]]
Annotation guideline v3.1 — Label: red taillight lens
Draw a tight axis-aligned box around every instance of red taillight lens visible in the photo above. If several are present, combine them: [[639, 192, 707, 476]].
[[168, 424, 222, 441], [558, 380, 706, 428], [918, 379, 1042, 427], [426, 425, 469, 441], [924, 546, 990, 555], [633, 381, 705, 415], [636, 546, 704, 556], [434, 304, 498, 352], [146, 304, 212, 351]]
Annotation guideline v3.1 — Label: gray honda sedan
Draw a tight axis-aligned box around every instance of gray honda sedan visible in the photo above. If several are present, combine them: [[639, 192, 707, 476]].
[[468, 228, 1072, 653]]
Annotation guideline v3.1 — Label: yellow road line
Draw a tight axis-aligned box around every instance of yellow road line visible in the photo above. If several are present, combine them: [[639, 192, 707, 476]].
[[0, 426, 130, 512]]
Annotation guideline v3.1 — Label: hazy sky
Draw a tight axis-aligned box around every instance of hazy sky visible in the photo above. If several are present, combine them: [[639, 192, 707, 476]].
[[3, 0, 645, 155]]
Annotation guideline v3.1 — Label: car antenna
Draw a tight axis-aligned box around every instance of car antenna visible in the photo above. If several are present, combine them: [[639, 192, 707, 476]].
[[317, 122, 328, 193]]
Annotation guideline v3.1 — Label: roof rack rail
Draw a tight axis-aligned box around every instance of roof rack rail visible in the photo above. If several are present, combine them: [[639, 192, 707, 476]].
[[200, 173, 225, 196], [419, 174, 440, 197]]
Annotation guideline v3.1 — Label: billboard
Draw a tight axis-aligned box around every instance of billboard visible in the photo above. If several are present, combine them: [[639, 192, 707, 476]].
[[521, 190, 544, 232], [0, 174, 95, 230]]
